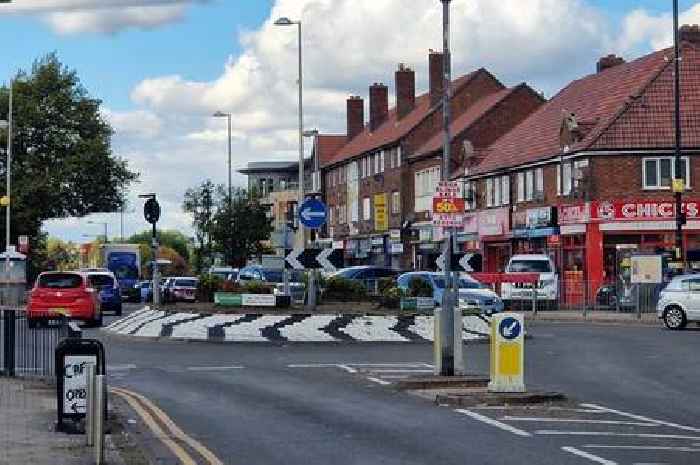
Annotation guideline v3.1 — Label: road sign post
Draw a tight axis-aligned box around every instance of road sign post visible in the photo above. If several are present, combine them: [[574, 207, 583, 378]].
[[488, 313, 525, 393], [141, 194, 161, 307]]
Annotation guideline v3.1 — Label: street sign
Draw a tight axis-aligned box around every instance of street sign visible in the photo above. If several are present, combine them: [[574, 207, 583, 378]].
[[285, 248, 343, 271], [488, 313, 525, 393], [433, 181, 464, 228], [437, 252, 482, 272], [298, 199, 327, 229], [144, 198, 161, 225]]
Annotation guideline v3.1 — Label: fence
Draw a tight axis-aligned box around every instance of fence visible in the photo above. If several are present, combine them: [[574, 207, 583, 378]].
[[0, 307, 70, 378]]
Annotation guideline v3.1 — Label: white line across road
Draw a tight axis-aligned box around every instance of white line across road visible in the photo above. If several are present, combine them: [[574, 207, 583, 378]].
[[367, 377, 392, 386], [455, 409, 532, 437], [584, 444, 700, 452], [186, 366, 245, 371], [580, 403, 700, 434], [536, 430, 700, 440], [561, 446, 617, 465], [500, 417, 657, 427]]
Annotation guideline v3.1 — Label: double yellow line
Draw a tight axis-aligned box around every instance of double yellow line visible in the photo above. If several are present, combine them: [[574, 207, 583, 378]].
[[110, 387, 224, 465]]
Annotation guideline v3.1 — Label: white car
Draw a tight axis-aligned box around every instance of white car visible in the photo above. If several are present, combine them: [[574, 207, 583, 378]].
[[501, 254, 558, 308], [656, 274, 700, 330]]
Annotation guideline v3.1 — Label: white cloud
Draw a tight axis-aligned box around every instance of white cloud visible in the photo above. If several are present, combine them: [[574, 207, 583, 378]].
[[617, 3, 700, 54], [103, 108, 163, 139], [0, 0, 205, 35]]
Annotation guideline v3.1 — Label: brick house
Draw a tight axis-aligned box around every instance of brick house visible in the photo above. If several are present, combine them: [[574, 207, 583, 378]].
[[320, 51, 543, 269], [459, 25, 700, 306]]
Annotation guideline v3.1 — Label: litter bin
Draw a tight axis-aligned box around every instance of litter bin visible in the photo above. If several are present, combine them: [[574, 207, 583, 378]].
[[0, 248, 27, 306]]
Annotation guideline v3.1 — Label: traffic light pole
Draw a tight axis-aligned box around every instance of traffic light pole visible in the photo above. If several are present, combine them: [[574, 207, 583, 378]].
[[152, 220, 160, 307]]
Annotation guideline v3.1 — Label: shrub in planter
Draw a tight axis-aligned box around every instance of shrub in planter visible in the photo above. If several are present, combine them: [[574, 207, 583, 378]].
[[377, 277, 396, 295], [408, 277, 433, 298], [322, 276, 368, 301], [379, 285, 405, 309], [242, 280, 274, 295], [220, 280, 243, 293], [198, 274, 223, 302]]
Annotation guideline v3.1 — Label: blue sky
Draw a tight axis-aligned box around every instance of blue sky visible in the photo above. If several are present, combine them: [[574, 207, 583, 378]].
[[0, 0, 697, 242]]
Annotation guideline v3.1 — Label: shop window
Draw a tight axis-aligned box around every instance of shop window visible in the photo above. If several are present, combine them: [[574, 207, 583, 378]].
[[643, 156, 689, 189]]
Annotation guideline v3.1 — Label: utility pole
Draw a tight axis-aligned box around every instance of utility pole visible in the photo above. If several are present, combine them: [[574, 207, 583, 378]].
[[437, 0, 458, 376], [5, 78, 12, 254], [672, 0, 685, 268]]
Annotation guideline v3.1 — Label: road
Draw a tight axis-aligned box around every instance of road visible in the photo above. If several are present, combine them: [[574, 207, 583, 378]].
[[90, 306, 700, 465]]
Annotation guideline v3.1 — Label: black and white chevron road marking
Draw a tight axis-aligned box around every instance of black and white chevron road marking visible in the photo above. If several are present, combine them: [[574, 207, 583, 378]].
[[105, 309, 491, 343]]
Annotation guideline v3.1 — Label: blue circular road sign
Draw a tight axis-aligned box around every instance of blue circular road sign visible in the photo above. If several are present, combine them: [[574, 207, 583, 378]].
[[498, 317, 521, 340], [298, 198, 327, 229]]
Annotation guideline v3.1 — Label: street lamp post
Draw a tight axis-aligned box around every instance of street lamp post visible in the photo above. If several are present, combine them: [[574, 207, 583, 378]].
[[672, 0, 685, 267], [274, 16, 305, 248], [213, 111, 233, 265], [87, 221, 108, 243]]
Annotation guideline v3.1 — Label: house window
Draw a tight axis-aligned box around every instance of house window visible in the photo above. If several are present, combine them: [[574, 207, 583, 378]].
[[501, 175, 510, 205], [379, 151, 385, 173], [486, 178, 494, 207], [517, 172, 525, 202], [329, 206, 335, 225], [415, 166, 441, 211], [535, 168, 543, 196], [525, 171, 534, 201], [464, 181, 476, 210], [643, 156, 689, 189], [363, 197, 371, 220], [338, 204, 346, 224], [396, 146, 402, 167], [392, 191, 400, 214]]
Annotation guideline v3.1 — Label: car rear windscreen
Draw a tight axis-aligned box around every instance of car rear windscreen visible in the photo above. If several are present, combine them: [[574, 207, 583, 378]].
[[89, 275, 115, 287], [175, 279, 198, 287], [39, 274, 83, 289], [508, 260, 552, 273]]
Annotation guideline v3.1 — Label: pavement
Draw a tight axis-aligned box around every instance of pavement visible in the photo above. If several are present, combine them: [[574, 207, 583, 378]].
[[521, 309, 662, 325], [80, 305, 700, 465], [0, 377, 126, 465]]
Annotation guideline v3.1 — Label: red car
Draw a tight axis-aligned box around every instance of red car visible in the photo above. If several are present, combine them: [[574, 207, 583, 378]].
[[27, 271, 102, 328]]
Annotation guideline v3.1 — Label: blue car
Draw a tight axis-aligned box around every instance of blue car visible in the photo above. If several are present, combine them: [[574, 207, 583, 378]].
[[397, 272, 504, 315], [87, 272, 122, 316]]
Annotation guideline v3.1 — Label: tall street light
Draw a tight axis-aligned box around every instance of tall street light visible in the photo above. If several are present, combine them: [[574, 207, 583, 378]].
[[0, 79, 13, 254], [672, 0, 685, 268], [87, 221, 108, 243], [274, 16, 305, 247], [213, 111, 233, 265]]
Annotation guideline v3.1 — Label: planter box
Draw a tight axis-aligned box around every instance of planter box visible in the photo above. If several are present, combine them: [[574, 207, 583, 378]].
[[214, 292, 290, 308], [400, 297, 436, 311]]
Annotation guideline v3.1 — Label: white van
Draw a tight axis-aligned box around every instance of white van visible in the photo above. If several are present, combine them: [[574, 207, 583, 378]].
[[501, 254, 558, 308]]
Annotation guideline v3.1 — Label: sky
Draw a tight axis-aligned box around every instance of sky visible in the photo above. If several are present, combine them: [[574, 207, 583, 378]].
[[0, 0, 698, 243]]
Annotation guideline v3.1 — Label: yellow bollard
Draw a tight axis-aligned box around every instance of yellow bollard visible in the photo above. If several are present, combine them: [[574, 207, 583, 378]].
[[488, 312, 525, 393]]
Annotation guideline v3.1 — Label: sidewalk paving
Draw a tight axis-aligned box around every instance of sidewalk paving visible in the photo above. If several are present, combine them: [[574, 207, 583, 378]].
[[0, 377, 125, 465]]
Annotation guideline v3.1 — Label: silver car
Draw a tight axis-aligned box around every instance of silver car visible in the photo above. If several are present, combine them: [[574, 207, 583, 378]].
[[656, 274, 700, 330]]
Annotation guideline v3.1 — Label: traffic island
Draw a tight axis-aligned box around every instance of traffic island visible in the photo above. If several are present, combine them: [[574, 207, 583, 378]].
[[430, 388, 567, 407], [394, 374, 490, 390]]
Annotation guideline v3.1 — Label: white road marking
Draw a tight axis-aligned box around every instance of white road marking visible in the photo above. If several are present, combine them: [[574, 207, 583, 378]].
[[455, 409, 532, 437], [536, 430, 700, 440], [561, 446, 617, 465], [107, 364, 137, 371], [367, 377, 392, 385], [501, 417, 657, 427], [364, 369, 434, 373], [580, 403, 700, 434], [186, 366, 244, 371], [337, 364, 357, 373], [585, 444, 700, 452]]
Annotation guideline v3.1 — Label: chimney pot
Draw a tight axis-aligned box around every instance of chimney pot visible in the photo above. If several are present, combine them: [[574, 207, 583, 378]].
[[369, 83, 389, 132], [395, 63, 415, 120], [429, 51, 445, 107], [346, 96, 364, 140]]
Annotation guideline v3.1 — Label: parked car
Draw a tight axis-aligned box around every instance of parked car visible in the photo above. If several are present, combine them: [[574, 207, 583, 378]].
[[397, 272, 504, 315], [656, 274, 700, 330], [500, 254, 559, 308], [161, 277, 199, 303], [86, 271, 122, 316], [237, 265, 305, 303], [134, 280, 153, 303], [328, 266, 400, 295], [27, 271, 102, 328]]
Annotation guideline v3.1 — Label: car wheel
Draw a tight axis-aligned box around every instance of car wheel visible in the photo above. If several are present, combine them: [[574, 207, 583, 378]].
[[663, 306, 687, 330]]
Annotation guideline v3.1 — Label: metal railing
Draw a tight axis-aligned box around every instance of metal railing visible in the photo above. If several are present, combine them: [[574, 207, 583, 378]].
[[0, 307, 71, 378]]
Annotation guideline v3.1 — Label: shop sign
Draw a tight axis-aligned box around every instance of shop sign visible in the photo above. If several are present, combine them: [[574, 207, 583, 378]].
[[390, 243, 404, 255], [390, 229, 401, 241], [463, 213, 478, 234], [433, 181, 464, 228], [374, 193, 389, 232], [526, 206, 556, 228], [513, 210, 528, 229], [418, 228, 432, 243], [559, 203, 590, 225], [332, 240, 345, 250], [371, 236, 385, 246], [593, 200, 700, 221], [478, 208, 510, 237]]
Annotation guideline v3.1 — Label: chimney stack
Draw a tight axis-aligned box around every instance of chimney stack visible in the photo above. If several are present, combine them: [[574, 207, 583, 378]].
[[680, 24, 700, 44], [596, 54, 625, 73], [369, 83, 389, 132], [429, 50, 445, 107], [395, 63, 415, 120], [346, 96, 364, 140]]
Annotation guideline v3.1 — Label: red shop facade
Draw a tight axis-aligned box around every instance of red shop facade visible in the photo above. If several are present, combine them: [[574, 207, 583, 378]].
[[560, 200, 700, 304]]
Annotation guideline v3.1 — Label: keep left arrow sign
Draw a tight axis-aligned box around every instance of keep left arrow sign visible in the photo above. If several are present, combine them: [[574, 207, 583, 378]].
[[285, 249, 304, 270], [316, 249, 343, 272]]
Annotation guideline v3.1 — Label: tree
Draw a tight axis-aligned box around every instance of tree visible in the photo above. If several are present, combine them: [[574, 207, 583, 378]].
[[0, 54, 137, 272], [209, 187, 272, 267], [183, 180, 215, 272], [139, 244, 190, 278], [45, 238, 80, 271], [126, 229, 191, 262]]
